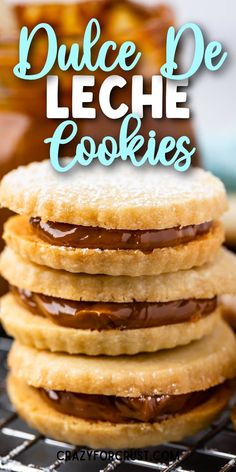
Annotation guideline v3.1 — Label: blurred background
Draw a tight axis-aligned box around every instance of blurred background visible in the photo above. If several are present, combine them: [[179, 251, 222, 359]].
[[1, 0, 235, 186], [0, 0, 235, 299]]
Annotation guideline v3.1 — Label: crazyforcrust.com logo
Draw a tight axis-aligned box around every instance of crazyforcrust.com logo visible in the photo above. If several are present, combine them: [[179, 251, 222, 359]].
[[56, 448, 180, 462]]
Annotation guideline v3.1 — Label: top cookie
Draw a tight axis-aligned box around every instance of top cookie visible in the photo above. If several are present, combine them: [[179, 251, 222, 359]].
[[0, 160, 227, 230]]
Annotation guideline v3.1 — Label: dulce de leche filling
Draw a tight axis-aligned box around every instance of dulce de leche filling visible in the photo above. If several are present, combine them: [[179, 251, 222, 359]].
[[11, 286, 217, 331], [29, 217, 213, 251], [40, 384, 223, 423]]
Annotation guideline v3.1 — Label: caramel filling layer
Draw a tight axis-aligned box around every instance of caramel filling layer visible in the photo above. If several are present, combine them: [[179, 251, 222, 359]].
[[29, 217, 212, 251], [12, 286, 217, 331], [40, 384, 223, 423]]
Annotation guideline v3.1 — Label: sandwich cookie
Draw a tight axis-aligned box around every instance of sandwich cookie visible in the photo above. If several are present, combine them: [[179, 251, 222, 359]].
[[221, 295, 236, 329], [0, 161, 226, 276], [1, 247, 236, 355], [222, 194, 236, 250], [7, 321, 236, 449]]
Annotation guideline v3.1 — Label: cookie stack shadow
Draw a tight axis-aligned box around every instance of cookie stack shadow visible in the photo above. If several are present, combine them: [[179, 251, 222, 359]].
[[1, 161, 236, 449]]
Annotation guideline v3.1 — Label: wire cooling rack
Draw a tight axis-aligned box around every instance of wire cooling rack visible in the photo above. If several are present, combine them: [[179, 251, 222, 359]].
[[0, 336, 236, 472]]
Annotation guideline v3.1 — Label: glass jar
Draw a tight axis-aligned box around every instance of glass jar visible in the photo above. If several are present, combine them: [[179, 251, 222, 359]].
[[7, 0, 174, 74]]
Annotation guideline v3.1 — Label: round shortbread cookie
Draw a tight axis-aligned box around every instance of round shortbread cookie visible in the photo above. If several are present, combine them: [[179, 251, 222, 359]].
[[222, 194, 236, 246], [1, 247, 236, 302], [3, 216, 224, 276], [0, 161, 227, 229], [221, 295, 236, 329], [7, 375, 231, 449], [1, 294, 220, 356], [8, 321, 236, 396]]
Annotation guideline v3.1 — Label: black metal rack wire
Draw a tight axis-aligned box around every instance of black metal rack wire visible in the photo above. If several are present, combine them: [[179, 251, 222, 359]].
[[0, 336, 236, 472]]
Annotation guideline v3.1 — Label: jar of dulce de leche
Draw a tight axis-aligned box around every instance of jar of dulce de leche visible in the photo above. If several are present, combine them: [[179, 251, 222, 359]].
[[7, 0, 174, 75]]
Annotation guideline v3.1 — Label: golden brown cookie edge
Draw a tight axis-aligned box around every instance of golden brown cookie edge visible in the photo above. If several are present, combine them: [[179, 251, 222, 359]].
[[8, 322, 236, 396], [1, 293, 220, 356], [3, 215, 224, 276], [1, 246, 236, 302]]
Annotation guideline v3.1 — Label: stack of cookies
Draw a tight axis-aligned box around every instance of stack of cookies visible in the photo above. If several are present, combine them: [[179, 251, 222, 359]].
[[221, 198, 236, 426], [1, 161, 236, 449], [223, 195, 236, 250], [221, 196, 236, 330]]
